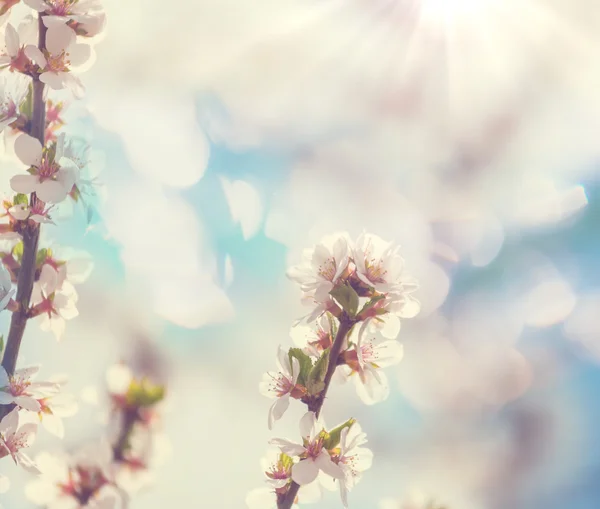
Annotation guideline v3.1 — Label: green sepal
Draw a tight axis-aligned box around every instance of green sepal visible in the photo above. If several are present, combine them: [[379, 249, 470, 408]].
[[36, 248, 50, 267], [12, 241, 24, 262], [306, 349, 329, 395], [288, 347, 313, 387], [323, 417, 356, 450], [125, 378, 166, 408], [13, 194, 29, 206], [330, 283, 359, 317]]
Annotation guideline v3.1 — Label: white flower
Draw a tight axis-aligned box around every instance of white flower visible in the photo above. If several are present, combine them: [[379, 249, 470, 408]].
[[344, 322, 404, 405], [290, 314, 335, 358], [0, 75, 26, 132], [0, 365, 60, 412], [260, 346, 302, 430], [270, 412, 344, 485], [10, 133, 79, 203], [37, 379, 78, 438], [353, 233, 420, 301], [288, 233, 351, 303], [26, 444, 122, 509], [246, 450, 322, 509], [0, 408, 40, 473], [323, 422, 373, 507], [24, 23, 90, 96], [114, 425, 168, 496], [0, 261, 14, 310], [38, 280, 79, 340], [8, 201, 55, 224], [0, 17, 37, 70]]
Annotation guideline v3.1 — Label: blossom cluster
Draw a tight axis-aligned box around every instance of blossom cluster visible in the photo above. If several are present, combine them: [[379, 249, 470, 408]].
[[0, 0, 109, 505], [250, 232, 420, 508], [24, 363, 168, 509]]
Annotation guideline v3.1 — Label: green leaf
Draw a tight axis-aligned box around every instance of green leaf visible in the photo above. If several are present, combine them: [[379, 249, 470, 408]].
[[288, 348, 313, 387], [20, 84, 33, 119], [357, 293, 386, 317], [330, 284, 359, 317], [0, 335, 4, 358], [12, 241, 24, 262], [306, 349, 330, 395], [36, 248, 49, 266], [323, 417, 356, 450], [13, 194, 29, 206]]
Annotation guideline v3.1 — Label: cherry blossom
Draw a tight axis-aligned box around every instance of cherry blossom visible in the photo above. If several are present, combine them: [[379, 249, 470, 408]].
[[260, 345, 302, 430], [270, 412, 344, 485], [342, 323, 404, 405], [24, 23, 90, 96], [324, 422, 373, 507], [289, 314, 335, 358], [26, 444, 123, 509], [0, 75, 25, 132], [25, 0, 106, 37], [36, 379, 78, 438], [246, 449, 323, 509], [8, 200, 55, 224], [0, 365, 60, 411], [287, 233, 351, 304], [353, 232, 421, 299], [0, 261, 14, 310], [10, 132, 79, 203], [0, 17, 37, 72], [0, 408, 40, 473]]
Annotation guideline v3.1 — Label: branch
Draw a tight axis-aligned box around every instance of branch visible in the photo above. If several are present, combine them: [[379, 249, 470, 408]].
[[0, 15, 46, 419], [278, 315, 354, 509]]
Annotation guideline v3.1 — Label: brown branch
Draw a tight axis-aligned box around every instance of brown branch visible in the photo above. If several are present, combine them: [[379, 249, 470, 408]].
[[278, 315, 354, 509], [0, 15, 46, 420]]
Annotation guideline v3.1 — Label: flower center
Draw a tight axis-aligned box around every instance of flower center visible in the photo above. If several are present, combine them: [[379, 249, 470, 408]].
[[48, 0, 77, 16], [271, 373, 294, 397], [317, 258, 337, 282], [46, 51, 71, 72], [304, 436, 325, 459], [60, 465, 109, 504], [38, 158, 59, 181]]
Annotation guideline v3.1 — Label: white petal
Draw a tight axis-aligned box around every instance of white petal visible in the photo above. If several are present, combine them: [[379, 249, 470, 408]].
[[45, 23, 75, 55], [315, 451, 345, 480], [23, 0, 48, 11], [268, 394, 290, 430], [24, 45, 47, 68], [245, 488, 276, 509], [39, 71, 66, 90], [268, 438, 305, 457], [36, 179, 69, 203], [292, 459, 320, 485], [42, 413, 64, 438], [14, 133, 42, 166], [14, 395, 41, 412], [68, 43, 91, 66], [5, 24, 19, 57], [10, 174, 38, 195], [299, 411, 317, 438], [0, 367, 10, 387]]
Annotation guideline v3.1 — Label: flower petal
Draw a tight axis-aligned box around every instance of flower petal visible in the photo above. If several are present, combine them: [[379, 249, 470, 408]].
[[14, 133, 42, 166], [292, 459, 319, 485]]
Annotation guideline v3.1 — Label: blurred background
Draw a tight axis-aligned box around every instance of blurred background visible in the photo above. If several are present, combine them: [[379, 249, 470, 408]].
[[2, 0, 600, 507]]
